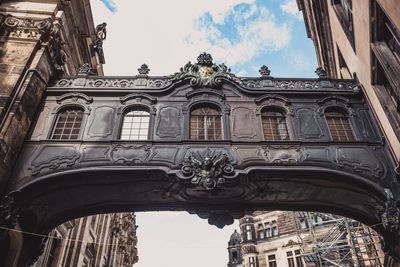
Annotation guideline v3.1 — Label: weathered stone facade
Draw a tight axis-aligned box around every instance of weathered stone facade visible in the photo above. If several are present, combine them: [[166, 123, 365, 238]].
[[0, 0, 103, 194], [32, 213, 138, 267], [297, 0, 400, 162], [232, 211, 385, 267]]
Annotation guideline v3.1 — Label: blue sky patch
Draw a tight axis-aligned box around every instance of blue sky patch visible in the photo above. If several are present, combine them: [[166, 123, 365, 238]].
[[99, 0, 117, 13]]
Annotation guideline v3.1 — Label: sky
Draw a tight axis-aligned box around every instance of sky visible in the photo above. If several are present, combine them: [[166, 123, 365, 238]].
[[90, 1, 318, 266]]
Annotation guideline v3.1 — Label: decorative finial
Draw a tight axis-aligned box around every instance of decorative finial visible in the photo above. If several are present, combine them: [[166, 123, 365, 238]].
[[315, 67, 327, 78], [138, 64, 150, 75], [259, 65, 271, 77], [78, 63, 92, 75], [197, 52, 213, 66]]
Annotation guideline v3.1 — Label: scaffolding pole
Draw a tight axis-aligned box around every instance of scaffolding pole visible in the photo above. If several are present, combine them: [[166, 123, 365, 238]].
[[294, 212, 383, 267]]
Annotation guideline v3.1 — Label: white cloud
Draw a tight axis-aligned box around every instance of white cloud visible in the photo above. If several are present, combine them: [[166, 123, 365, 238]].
[[90, 0, 291, 76], [280, 1, 303, 20], [187, 6, 291, 67], [237, 70, 247, 76]]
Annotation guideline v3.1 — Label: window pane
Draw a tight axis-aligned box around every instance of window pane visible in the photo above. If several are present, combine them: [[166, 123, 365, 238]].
[[190, 107, 222, 140], [325, 110, 355, 141], [120, 110, 150, 140], [262, 109, 289, 140], [51, 108, 84, 140]]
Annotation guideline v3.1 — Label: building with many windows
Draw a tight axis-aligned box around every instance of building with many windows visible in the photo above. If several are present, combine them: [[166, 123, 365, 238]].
[[228, 211, 385, 267], [297, 0, 400, 164], [32, 213, 138, 267]]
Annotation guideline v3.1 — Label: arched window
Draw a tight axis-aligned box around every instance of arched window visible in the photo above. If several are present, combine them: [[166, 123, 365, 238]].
[[51, 107, 84, 140], [325, 108, 355, 141], [261, 109, 289, 140], [120, 109, 150, 140], [190, 107, 222, 140]]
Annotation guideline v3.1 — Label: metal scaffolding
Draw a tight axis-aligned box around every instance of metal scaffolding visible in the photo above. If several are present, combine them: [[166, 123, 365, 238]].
[[294, 212, 384, 267]]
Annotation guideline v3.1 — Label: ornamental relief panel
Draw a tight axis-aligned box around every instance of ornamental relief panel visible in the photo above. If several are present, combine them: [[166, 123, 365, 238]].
[[231, 107, 257, 139], [156, 106, 182, 138], [263, 145, 302, 164], [87, 105, 115, 138], [295, 107, 324, 139]]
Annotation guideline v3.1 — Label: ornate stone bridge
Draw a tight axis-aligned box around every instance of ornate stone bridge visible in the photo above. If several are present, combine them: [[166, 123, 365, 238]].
[[3, 54, 400, 264]]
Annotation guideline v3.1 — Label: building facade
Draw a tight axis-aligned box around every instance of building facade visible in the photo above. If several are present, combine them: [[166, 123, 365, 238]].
[[1, 0, 400, 266], [33, 213, 138, 267], [297, 0, 400, 164], [0, 1, 140, 266], [230, 211, 385, 267]]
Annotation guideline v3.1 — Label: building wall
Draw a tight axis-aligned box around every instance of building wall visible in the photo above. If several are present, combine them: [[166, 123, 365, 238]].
[[298, 0, 400, 161], [0, 0, 103, 194], [239, 211, 303, 267], [234, 211, 385, 267], [32, 213, 138, 267]]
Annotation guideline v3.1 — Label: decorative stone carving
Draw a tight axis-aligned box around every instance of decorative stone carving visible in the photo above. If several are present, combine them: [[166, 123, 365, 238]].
[[382, 188, 399, 233], [232, 107, 257, 139], [93, 22, 107, 64], [259, 65, 271, 77], [56, 92, 93, 104], [87, 106, 115, 138], [108, 144, 151, 164], [295, 107, 323, 139], [179, 151, 235, 190], [119, 93, 157, 104], [156, 107, 181, 138], [149, 147, 180, 165], [315, 67, 327, 78], [232, 146, 264, 166], [194, 210, 243, 228], [169, 52, 239, 88], [263, 145, 302, 164], [381, 188, 400, 257], [335, 147, 384, 178], [79, 63, 93, 75], [30, 146, 80, 175], [138, 64, 150, 75]]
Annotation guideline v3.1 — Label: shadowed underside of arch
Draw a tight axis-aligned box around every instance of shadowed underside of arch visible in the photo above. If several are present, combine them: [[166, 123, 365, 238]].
[[6, 161, 397, 266]]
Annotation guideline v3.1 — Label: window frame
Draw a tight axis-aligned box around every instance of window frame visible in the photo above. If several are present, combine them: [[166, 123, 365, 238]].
[[120, 109, 151, 141], [49, 106, 86, 140], [332, 0, 355, 51], [370, 0, 400, 139], [182, 93, 231, 140], [324, 107, 356, 142], [261, 107, 291, 141], [255, 95, 296, 141], [189, 106, 223, 140], [117, 104, 156, 140]]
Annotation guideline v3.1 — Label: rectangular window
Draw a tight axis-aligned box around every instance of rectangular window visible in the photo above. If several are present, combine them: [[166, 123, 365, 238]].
[[268, 255, 277, 267], [246, 231, 252, 241], [371, 0, 400, 139], [246, 225, 251, 230], [272, 227, 278, 236], [259, 231, 265, 239], [332, 0, 355, 50], [265, 228, 271, 238], [295, 250, 303, 267], [300, 219, 308, 229]]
